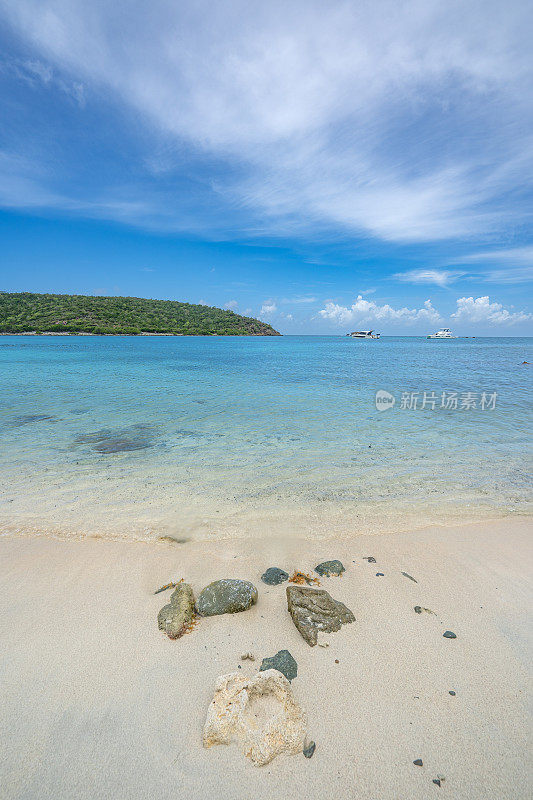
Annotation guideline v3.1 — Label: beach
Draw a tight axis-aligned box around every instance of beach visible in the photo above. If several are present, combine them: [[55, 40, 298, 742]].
[[1, 516, 531, 800]]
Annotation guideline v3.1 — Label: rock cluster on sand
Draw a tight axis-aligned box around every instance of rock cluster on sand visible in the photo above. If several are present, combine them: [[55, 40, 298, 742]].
[[286, 585, 355, 646], [157, 583, 195, 639], [314, 559, 345, 577], [196, 579, 258, 616], [259, 649, 298, 682], [203, 669, 307, 766], [261, 567, 289, 585]]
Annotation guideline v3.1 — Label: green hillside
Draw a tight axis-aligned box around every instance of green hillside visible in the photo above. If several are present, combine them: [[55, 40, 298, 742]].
[[0, 292, 280, 336]]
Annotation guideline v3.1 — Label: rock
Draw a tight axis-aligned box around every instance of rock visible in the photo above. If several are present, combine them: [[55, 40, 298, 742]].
[[261, 567, 289, 585], [433, 779, 441, 787], [303, 741, 316, 758], [414, 605, 434, 614], [260, 650, 297, 682], [413, 759, 423, 766], [196, 579, 258, 616], [376, 572, 385, 576], [286, 585, 355, 647], [157, 583, 195, 639], [364, 556, 376, 563], [443, 630, 457, 639], [401, 571, 418, 583], [449, 690, 456, 696], [241, 652, 255, 661], [203, 669, 307, 766], [314, 560, 345, 577]]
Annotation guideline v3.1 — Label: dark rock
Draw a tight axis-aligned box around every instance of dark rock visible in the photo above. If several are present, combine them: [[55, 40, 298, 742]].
[[315, 560, 345, 577], [286, 585, 355, 647], [364, 557, 376, 563], [414, 605, 434, 614], [433, 779, 441, 787], [443, 630, 457, 639], [261, 567, 289, 585], [260, 649, 297, 681], [376, 572, 384, 576], [196, 579, 258, 616], [449, 690, 456, 696], [157, 583, 195, 639], [413, 759, 423, 766], [303, 741, 316, 758], [401, 571, 418, 583]]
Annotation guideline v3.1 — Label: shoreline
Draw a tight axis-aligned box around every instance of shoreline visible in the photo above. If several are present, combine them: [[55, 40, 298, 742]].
[[1, 517, 531, 799]]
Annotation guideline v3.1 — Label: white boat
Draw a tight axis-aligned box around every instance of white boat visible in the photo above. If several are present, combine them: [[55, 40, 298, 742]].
[[427, 328, 456, 339], [347, 330, 381, 339]]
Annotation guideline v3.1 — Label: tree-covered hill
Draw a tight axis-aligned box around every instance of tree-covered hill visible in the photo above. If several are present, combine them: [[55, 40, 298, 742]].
[[0, 293, 281, 336]]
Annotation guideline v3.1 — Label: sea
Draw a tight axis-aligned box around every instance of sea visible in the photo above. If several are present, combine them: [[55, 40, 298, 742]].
[[0, 335, 531, 541]]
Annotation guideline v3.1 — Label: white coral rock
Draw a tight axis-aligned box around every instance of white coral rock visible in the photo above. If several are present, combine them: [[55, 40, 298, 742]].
[[202, 668, 307, 766]]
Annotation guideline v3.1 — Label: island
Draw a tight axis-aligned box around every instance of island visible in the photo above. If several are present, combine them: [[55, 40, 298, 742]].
[[0, 292, 281, 336]]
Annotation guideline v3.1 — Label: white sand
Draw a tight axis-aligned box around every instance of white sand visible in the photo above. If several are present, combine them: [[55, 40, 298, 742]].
[[0, 518, 531, 799]]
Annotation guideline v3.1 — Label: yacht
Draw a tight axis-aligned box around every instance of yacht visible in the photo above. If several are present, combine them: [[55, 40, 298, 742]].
[[346, 330, 381, 339], [427, 328, 456, 339]]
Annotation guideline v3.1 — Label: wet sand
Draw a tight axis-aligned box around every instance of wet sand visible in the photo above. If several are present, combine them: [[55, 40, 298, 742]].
[[0, 517, 531, 799]]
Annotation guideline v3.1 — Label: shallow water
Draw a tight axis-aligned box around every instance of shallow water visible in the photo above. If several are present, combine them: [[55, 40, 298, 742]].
[[0, 335, 531, 540]]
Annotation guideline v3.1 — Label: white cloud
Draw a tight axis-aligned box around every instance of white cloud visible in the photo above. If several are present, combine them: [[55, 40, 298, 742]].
[[281, 295, 317, 304], [394, 269, 465, 287], [223, 299, 238, 310], [259, 300, 277, 317], [320, 296, 441, 326], [1, 0, 531, 241], [451, 296, 532, 324]]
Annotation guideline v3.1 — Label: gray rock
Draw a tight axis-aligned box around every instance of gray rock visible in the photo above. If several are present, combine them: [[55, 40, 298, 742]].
[[443, 630, 457, 639], [260, 650, 297, 681], [196, 579, 258, 617], [413, 759, 423, 766], [303, 741, 316, 758], [315, 560, 345, 577], [261, 567, 289, 585], [449, 690, 456, 696], [286, 585, 355, 647], [364, 556, 376, 563], [157, 583, 195, 639]]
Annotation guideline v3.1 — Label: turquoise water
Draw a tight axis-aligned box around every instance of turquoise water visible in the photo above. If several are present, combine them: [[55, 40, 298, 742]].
[[0, 335, 531, 540]]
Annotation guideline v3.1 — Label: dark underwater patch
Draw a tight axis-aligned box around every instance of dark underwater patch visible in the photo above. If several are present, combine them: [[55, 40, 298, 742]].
[[74, 424, 157, 453], [11, 414, 56, 427]]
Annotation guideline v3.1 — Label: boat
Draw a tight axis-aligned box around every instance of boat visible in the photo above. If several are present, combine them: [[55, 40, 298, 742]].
[[427, 328, 456, 339], [346, 330, 381, 339]]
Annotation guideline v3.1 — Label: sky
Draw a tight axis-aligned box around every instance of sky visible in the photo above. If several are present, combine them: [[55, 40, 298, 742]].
[[0, 0, 532, 334]]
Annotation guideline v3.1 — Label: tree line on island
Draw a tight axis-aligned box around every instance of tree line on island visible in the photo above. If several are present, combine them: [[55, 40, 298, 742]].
[[0, 293, 280, 336]]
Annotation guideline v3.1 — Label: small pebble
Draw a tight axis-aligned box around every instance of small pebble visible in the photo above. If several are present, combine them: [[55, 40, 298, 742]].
[[413, 759, 423, 766], [376, 572, 384, 576], [240, 652, 255, 661], [303, 741, 316, 758], [364, 557, 376, 563], [433, 779, 441, 787], [335, 659, 339, 664], [443, 630, 457, 639], [449, 690, 456, 696]]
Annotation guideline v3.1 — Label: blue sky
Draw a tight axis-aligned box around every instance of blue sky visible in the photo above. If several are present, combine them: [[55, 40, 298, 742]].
[[0, 0, 532, 334]]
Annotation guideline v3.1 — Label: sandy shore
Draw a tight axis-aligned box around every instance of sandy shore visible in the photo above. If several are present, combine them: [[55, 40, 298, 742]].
[[0, 518, 531, 799]]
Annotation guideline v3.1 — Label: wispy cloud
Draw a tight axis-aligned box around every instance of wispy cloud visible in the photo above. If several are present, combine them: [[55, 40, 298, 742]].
[[223, 299, 238, 310], [0, 0, 531, 244], [451, 246, 533, 283], [394, 269, 465, 287]]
